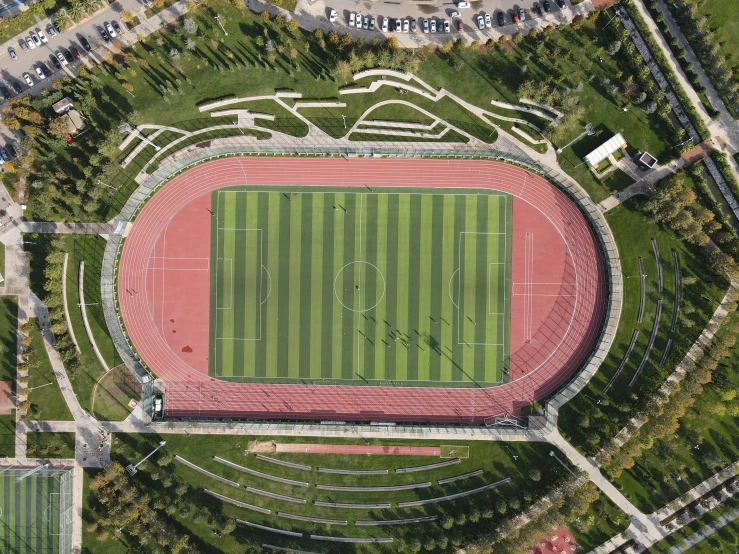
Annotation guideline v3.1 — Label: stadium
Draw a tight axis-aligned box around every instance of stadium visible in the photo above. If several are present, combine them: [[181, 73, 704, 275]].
[[111, 157, 610, 425]]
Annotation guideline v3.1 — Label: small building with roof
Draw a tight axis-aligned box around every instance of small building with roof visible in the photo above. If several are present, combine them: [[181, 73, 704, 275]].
[[584, 133, 628, 169]]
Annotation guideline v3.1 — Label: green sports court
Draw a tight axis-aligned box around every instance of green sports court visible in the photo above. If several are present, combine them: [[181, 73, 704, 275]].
[[208, 186, 512, 387]]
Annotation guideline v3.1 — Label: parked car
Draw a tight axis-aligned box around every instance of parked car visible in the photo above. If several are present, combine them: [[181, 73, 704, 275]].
[[99, 27, 110, 42], [0, 150, 9, 163], [0, 86, 10, 100], [37, 29, 48, 43], [497, 11, 506, 25], [555, 0, 565, 7], [349, 12, 355, 26], [22, 73, 34, 87], [410, 18, 416, 32], [421, 18, 429, 32], [450, 10, 459, 18], [442, 19, 450, 32], [30, 31, 41, 46], [430, 18, 437, 32], [370, 16, 375, 30], [50, 55, 61, 69], [10, 82, 21, 95], [7, 47, 17, 60], [381, 16, 388, 32], [456, 1, 471, 7], [543, 0, 551, 12], [26, 37, 36, 50], [403, 19, 409, 32], [484, 12, 491, 27], [46, 24, 57, 38], [328, 9, 337, 22], [5, 144, 17, 158], [534, 3, 543, 15], [34, 66, 46, 80], [395, 18, 402, 31], [62, 49, 73, 63], [363, 16, 369, 29], [19, 39, 29, 52], [56, 51, 68, 66], [112, 20, 122, 35], [477, 14, 485, 29], [79, 35, 92, 51], [511, 8, 519, 22], [355, 14, 362, 28], [105, 22, 117, 38], [518, 8, 525, 20], [456, 19, 463, 31], [70, 47, 81, 59]]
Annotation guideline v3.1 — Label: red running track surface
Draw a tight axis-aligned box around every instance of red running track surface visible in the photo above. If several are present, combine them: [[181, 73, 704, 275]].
[[117, 158, 606, 424], [275, 444, 441, 456]]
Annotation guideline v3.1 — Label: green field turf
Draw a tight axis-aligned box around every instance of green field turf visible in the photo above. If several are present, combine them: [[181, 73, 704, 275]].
[[0, 471, 61, 553], [208, 186, 512, 387]]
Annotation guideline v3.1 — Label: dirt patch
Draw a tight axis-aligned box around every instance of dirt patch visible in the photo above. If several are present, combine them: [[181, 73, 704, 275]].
[[0, 381, 13, 415], [249, 440, 278, 453]]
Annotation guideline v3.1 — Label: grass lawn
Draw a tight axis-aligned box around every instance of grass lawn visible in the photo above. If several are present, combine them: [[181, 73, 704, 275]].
[[558, 197, 728, 457], [91, 364, 140, 422], [86, 433, 585, 553], [0, 411, 16, 458], [696, 0, 739, 79], [209, 186, 512, 386], [0, 296, 18, 387], [611, 311, 739, 513], [63, 236, 123, 414], [571, 494, 630, 550], [26, 432, 75, 459], [0, 241, 4, 280], [26, 319, 73, 422]]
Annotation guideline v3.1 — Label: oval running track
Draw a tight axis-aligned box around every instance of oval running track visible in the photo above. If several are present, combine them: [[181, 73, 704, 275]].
[[117, 158, 606, 423]]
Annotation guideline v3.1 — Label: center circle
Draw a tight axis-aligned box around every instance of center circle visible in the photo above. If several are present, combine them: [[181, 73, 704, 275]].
[[334, 261, 386, 313]]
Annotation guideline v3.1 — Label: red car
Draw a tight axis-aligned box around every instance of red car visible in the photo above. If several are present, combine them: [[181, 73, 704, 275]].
[[511, 8, 519, 22], [456, 18, 463, 31]]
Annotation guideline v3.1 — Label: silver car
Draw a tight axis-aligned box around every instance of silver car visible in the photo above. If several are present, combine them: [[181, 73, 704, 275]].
[[22, 72, 34, 87], [421, 18, 429, 33]]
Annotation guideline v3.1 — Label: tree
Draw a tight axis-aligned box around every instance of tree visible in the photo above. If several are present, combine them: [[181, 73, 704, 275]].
[[529, 468, 542, 481], [169, 48, 180, 60], [261, 10, 270, 23], [185, 37, 196, 51], [644, 101, 658, 114], [440, 39, 453, 53], [441, 514, 454, 529], [183, 17, 198, 35], [286, 19, 299, 34], [512, 31, 523, 44], [384, 36, 399, 51], [608, 40, 622, 55]]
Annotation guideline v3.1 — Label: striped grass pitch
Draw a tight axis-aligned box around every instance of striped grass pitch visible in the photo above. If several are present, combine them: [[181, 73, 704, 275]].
[[0, 472, 61, 553], [208, 186, 512, 387]]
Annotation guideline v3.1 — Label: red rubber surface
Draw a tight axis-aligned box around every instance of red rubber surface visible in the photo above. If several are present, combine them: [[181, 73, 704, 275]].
[[118, 158, 605, 423]]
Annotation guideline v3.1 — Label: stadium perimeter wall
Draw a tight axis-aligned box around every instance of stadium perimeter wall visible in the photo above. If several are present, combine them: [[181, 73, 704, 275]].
[[101, 138, 622, 432]]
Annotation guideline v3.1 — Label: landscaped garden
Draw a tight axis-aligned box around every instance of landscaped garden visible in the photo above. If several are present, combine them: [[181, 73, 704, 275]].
[[25, 319, 73, 422]]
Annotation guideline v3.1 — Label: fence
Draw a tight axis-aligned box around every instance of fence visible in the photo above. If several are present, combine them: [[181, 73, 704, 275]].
[[101, 134, 622, 432]]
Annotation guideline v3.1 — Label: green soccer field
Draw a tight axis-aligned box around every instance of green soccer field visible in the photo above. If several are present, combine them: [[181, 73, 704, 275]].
[[208, 186, 512, 387], [0, 471, 62, 553]]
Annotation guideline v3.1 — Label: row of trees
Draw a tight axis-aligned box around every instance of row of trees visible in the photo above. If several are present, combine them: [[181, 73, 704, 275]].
[[0, 0, 56, 36], [599, 312, 739, 478], [644, 172, 739, 277], [661, 0, 739, 117]]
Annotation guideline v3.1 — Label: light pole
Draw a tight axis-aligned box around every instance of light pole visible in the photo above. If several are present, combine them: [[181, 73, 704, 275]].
[[550, 451, 586, 486], [126, 441, 167, 475], [215, 14, 228, 36], [233, 121, 244, 135], [342, 114, 347, 129], [118, 123, 160, 151], [504, 445, 519, 461]]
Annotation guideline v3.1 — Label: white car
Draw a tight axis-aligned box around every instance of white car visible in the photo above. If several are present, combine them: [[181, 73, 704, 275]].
[[37, 29, 48, 43], [421, 18, 428, 32], [381, 16, 388, 32], [518, 7, 525, 20], [355, 14, 362, 28], [105, 22, 117, 38], [450, 10, 459, 18], [477, 14, 485, 29], [349, 12, 355, 26], [403, 19, 409, 32], [34, 66, 46, 80], [363, 16, 369, 29], [369, 16, 375, 30], [22, 72, 33, 87], [26, 36, 36, 50], [56, 51, 68, 66], [430, 18, 437, 32], [484, 12, 491, 27], [442, 19, 450, 32], [456, 1, 471, 7], [328, 9, 337, 22], [30, 31, 41, 46]]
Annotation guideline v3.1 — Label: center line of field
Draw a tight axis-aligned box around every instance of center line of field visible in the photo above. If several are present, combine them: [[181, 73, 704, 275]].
[[357, 193, 364, 379]]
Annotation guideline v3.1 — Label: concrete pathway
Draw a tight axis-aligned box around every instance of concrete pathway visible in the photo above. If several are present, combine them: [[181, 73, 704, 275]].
[[598, 160, 681, 211], [62, 253, 80, 353], [15, 221, 115, 235]]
